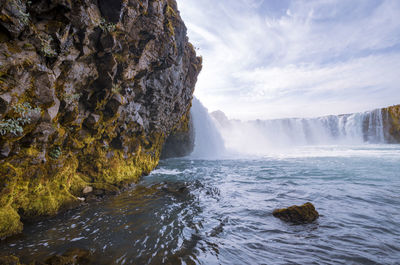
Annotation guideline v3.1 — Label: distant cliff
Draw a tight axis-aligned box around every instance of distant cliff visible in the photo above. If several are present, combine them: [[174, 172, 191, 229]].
[[0, 0, 201, 238], [382, 104, 400, 143]]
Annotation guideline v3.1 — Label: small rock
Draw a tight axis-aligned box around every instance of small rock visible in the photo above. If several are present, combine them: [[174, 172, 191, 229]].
[[77, 197, 85, 202], [82, 186, 93, 194], [273, 202, 319, 224], [43, 98, 60, 122], [0, 142, 11, 158], [83, 113, 100, 128]]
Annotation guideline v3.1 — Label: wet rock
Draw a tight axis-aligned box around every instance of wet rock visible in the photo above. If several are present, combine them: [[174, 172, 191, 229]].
[[161, 112, 195, 159], [273, 202, 319, 224], [82, 186, 93, 194], [0, 255, 21, 265], [44, 248, 92, 265], [93, 189, 105, 196]]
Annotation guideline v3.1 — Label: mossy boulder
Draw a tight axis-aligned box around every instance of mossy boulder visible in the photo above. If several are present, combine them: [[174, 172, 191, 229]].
[[273, 202, 319, 224]]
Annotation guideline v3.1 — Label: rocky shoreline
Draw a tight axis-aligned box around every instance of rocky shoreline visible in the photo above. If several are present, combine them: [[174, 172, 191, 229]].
[[0, 0, 201, 239]]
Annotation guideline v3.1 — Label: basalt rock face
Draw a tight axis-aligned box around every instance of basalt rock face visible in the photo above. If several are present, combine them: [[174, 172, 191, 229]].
[[0, 0, 202, 238], [160, 110, 194, 159]]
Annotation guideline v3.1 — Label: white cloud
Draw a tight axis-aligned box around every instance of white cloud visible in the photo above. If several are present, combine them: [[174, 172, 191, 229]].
[[177, 0, 400, 120]]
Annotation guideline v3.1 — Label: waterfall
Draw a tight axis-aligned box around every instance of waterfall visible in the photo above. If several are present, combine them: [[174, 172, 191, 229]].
[[365, 109, 385, 143], [211, 108, 387, 154], [190, 98, 225, 158]]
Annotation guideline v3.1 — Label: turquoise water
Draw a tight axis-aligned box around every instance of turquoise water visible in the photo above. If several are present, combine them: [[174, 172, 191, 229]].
[[1, 145, 400, 264]]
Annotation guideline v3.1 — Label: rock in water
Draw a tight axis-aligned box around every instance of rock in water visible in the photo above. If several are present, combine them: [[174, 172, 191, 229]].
[[0, 255, 21, 265], [0, 0, 201, 238], [45, 248, 92, 265], [273, 202, 319, 224]]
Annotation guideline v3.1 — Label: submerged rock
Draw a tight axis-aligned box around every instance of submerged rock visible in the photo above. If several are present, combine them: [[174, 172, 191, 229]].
[[0, 255, 21, 265], [273, 202, 319, 224], [44, 248, 91, 265]]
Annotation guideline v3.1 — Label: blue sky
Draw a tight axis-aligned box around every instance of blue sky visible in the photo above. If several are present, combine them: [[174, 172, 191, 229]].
[[177, 0, 400, 120]]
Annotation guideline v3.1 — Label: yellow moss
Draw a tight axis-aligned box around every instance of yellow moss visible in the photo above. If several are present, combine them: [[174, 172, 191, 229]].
[[166, 5, 177, 17], [0, 205, 23, 239], [0, 110, 166, 239], [167, 21, 175, 36], [6, 42, 22, 54]]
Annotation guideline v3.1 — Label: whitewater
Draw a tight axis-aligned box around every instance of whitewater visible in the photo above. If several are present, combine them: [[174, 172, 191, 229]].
[[1, 99, 399, 264]]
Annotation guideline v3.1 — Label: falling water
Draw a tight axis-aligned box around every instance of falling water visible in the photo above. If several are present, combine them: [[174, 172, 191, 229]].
[[190, 98, 225, 158], [212, 108, 387, 154], [366, 109, 385, 143]]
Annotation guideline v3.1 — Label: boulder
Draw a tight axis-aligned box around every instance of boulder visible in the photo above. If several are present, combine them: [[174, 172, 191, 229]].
[[273, 202, 319, 224]]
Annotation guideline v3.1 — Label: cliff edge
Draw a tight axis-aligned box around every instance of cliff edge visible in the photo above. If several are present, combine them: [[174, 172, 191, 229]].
[[0, 0, 201, 238], [383, 104, 400, 143]]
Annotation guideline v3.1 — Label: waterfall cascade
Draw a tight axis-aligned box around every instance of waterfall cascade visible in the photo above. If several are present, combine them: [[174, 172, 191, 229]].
[[190, 98, 225, 158], [211, 108, 388, 154]]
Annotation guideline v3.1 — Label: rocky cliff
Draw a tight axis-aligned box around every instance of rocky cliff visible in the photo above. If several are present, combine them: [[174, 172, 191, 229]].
[[0, 0, 201, 239], [382, 104, 400, 143], [160, 110, 194, 159]]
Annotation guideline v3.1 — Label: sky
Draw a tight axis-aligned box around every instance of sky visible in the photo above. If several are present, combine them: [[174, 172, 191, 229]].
[[177, 0, 400, 120]]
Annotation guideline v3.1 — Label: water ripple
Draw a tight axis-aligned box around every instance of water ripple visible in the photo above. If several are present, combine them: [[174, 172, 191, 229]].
[[1, 146, 400, 264]]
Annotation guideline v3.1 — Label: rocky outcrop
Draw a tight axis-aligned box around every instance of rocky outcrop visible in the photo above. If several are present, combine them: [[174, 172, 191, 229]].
[[273, 202, 319, 224], [0, 0, 201, 238], [160, 110, 194, 159], [382, 104, 400, 143]]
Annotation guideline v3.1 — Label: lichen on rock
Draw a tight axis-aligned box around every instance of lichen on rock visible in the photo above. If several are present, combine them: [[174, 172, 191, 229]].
[[0, 0, 201, 238]]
